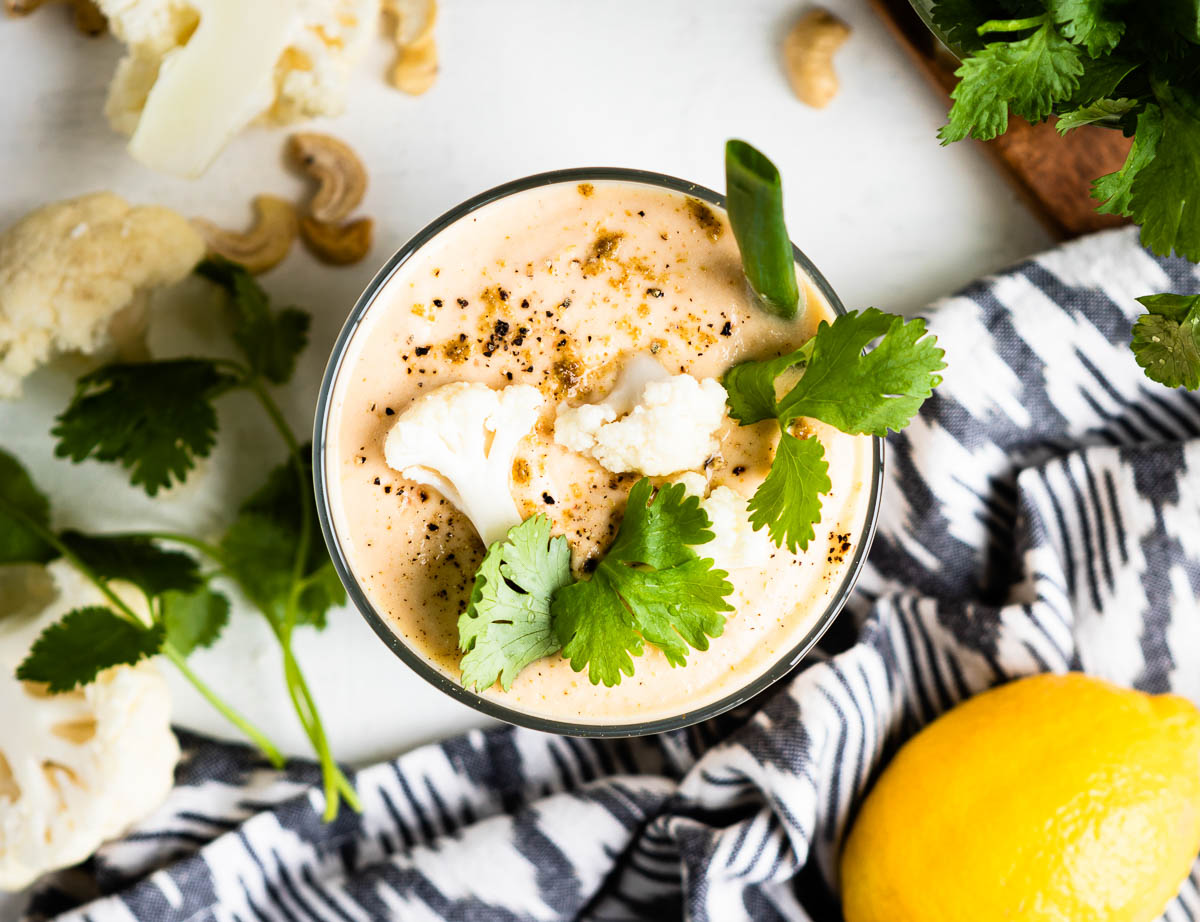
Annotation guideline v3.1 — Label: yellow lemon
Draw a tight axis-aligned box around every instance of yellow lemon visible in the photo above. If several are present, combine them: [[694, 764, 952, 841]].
[[841, 673, 1200, 922]]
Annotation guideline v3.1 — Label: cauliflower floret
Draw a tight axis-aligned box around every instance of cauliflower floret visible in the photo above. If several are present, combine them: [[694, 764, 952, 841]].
[[0, 193, 205, 398], [554, 402, 617, 454], [99, 0, 380, 177], [384, 382, 543, 547], [555, 371, 729, 476], [0, 561, 179, 892], [674, 473, 774, 571]]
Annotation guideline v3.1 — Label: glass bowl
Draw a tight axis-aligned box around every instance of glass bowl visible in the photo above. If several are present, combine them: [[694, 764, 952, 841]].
[[313, 167, 884, 738]]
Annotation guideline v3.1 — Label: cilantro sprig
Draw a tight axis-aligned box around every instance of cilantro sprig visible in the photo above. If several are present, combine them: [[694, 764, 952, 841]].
[[930, 1, 1200, 391], [456, 481, 733, 691], [0, 455, 271, 745], [554, 480, 733, 687], [723, 308, 945, 552], [6, 258, 358, 821]]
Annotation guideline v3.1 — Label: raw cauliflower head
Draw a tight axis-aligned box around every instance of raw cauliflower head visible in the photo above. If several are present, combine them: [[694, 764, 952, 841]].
[[0, 562, 179, 892], [0, 192, 204, 398], [384, 381, 543, 547], [99, 0, 381, 177]]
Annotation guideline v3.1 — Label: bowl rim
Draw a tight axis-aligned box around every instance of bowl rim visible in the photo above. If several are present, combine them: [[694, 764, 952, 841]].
[[313, 166, 884, 738]]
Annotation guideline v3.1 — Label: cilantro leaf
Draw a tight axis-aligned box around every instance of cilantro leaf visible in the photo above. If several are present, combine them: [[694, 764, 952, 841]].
[[17, 607, 165, 693], [52, 360, 238, 496], [1046, 0, 1124, 55], [196, 258, 311, 385], [60, 531, 202, 601], [721, 349, 806, 426], [1130, 293, 1200, 390], [458, 515, 571, 691], [162, 586, 231, 656], [553, 577, 644, 687], [1057, 97, 1139, 133], [607, 478, 716, 565], [775, 309, 946, 437], [1166, 0, 1200, 43], [554, 480, 733, 686], [0, 449, 56, 564], [722, 308, 943, 550], [748, 432, 831, 553], [1093, 105, 1163, 216], [220, 446, 344, 629], [1127, 83, 1200, 262], [930, 0, 995, 51], [1066, 56, 1139, 108], [941, 20, 1085, 143]]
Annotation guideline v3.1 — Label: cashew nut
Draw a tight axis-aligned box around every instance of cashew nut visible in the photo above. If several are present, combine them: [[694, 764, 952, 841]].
[[5, 0, 105, 34], [193, 196, 298, 275], [300, 216, 373, 266], [783, 9, 851, 109], [382, 0, 438, 95], [287, 133, 367, 224]]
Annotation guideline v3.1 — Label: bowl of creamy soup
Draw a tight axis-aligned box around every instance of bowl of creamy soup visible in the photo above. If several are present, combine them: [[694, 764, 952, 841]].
[[315, 168, 883, 736]]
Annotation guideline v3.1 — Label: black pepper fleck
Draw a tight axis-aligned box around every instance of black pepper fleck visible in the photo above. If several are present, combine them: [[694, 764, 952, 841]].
[[542, 492, 555, 505], [414, 345, 431, 356], [647, 287, 664, 298], [720, 321, 733, 336], [432, 298, 443, 308], [457, 298, 469, 307], [385, 407, 394, 416], [732, 465, 746, 475]]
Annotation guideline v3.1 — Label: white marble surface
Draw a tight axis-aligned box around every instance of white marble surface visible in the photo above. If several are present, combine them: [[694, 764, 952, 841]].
[[0, 0, 1052, 780]]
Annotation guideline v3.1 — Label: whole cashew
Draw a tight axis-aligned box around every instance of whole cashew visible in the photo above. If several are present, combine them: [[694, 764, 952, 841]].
[[193, 196, 298, 275], [382, 0, 438, 95], [300, 216, 374, 266], [287, 133, 367, 225], [783, 9, 852, 109]]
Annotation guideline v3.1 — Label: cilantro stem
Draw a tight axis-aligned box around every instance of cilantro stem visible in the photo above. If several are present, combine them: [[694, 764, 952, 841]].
[[244, 376, 358, 819], [163, 645, 286, 768], [279, 637, 360, 819], [976, 15, 1046, 35], [0, 496, 285, 765], [243, 380, 311, 616]]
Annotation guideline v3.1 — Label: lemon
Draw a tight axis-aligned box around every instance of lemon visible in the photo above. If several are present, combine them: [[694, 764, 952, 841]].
[[841, 673, 1200, 922]]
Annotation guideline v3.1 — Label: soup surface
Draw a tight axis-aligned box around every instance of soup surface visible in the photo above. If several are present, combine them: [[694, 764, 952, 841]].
[[325, 179, 876, 725]]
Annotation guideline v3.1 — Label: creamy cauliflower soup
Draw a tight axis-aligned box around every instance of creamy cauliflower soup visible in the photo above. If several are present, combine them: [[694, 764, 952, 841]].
[[322, 176, 877, 728]]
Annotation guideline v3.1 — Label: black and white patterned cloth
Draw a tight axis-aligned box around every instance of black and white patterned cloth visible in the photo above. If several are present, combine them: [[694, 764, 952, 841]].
[[21, 226, 1200, 922]]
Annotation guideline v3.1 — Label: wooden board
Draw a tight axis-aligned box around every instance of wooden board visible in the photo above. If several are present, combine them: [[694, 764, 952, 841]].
[[867, 0, 1132, 240]]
